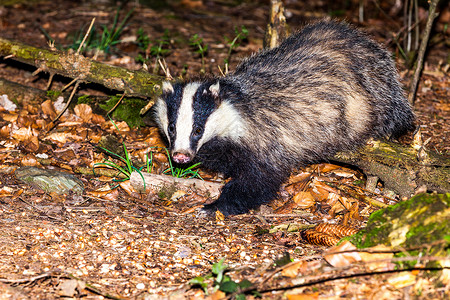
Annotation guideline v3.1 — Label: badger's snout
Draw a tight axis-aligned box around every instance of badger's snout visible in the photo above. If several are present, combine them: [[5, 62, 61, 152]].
[[172, 152, 193, 164]]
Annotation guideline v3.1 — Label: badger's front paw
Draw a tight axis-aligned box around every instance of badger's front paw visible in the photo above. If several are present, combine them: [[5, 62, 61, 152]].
[[196, 206, 217, 218], [202, 200, 249, 216]]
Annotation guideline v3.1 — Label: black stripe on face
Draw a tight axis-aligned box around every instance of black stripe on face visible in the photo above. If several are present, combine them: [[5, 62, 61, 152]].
[[190, 81, 221, 150], [164, 82, 184, 143]]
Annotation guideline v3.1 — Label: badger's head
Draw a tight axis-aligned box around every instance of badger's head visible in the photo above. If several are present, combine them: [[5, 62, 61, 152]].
[[153, 80, 245, 164]]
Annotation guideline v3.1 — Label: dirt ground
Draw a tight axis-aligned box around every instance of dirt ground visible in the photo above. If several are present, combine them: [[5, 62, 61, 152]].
[[0, 0, 448, 299]]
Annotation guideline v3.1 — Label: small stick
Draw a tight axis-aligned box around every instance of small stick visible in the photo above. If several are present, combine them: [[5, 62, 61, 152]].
[[408, 0, 440, 104], [107, 92, 126, 116], [48, 80, 81, 131], [77, 17, 96, 55]]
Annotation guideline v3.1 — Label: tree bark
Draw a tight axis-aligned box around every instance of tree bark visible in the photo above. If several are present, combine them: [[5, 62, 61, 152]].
[[0, 37, 163, 103], [334, 139, 450, 198]]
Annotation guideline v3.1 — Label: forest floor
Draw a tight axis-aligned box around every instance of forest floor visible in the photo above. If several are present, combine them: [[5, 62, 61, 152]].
[[0, 0, 448, 299]]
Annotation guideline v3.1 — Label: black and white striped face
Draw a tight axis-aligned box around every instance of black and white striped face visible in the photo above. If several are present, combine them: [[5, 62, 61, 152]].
[[154, 80, 245, 164]]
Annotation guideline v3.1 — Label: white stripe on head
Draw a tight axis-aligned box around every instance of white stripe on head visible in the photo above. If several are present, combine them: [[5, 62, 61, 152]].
[[155, 97, 169, 143], [197, 100, 246, 151], [162, 81, 174, 93], [173, 82, 200, 152]]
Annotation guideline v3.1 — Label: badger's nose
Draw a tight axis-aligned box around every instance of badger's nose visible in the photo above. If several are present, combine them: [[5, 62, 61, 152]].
[[172, 152, 192, 164]]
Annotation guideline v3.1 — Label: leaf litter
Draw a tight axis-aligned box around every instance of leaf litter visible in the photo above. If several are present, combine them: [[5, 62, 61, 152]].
[[0, 0, 448, 299]]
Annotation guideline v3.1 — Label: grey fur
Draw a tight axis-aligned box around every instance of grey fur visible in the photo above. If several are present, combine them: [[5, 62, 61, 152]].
[[154, 20, 415, 215]]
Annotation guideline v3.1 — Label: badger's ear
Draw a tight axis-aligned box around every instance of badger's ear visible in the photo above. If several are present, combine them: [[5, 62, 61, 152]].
[[209, 81, 220, 97], [162, 81, 174, 94]]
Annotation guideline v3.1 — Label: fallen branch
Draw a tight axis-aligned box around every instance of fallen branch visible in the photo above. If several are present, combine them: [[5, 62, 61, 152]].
[[0, 37, 162, 102], [333, 139, 450, 198], [129, 171, 223, 198]]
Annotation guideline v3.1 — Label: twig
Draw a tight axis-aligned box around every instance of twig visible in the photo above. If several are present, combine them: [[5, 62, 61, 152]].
[[18, 197, 64, 222], [46, 73, 55, 90], [158, 58, 173, 80], [106, 92, 126, 116], [77, 17, 96, 55], [408, 0, 440, 104], [61, 77, 79, 92], [48, 80, 81, 131], [0, 271, 57, 283]]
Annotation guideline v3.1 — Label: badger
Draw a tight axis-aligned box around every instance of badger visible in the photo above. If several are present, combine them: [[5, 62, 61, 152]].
[[153, 20, 415, 216]]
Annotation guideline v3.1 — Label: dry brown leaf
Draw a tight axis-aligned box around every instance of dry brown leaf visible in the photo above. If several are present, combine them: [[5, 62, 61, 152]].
[[21, 155, 40, 166], [44, 132, 82, 144], [119, 180, 138, 196], [387, 271, 416, 289], [74, 104, 93, 123], [293, 191, 315, 209], [12, 127, 37, 142], [358, 245, 394, 271], [91, 113, 106, 124], [41, 99, 57, 119], [0, 186, 15, 197], [57, 121, 83, 127], [1, 112, 18, 122], [288, 172, 311, 185], [210, 289, 226, 300], [313, 179, 340, 195], [286, 292, 319, 300], [153, 152, 168, 163], [281, 260, 311, 278], [215, 210, 225, 221], [16, 114, 33, 128], [317, 163, 340, 173], [0, 125, 10, 138], [182, 205, 203, 214], [323, 240, 361, 267], [107, 121, 129, 132]]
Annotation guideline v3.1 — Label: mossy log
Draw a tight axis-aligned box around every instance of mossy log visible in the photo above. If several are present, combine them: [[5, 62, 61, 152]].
[[0, 37, 163, 102], [334, 139, 450, 198], [349, 193, 449, 268]]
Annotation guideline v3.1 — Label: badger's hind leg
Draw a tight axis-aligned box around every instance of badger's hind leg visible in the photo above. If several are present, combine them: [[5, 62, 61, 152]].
[[202, 169, 285, 216]]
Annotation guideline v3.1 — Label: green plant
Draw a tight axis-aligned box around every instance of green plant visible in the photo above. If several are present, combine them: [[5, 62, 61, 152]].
[[189, 33, 208, 74], [223, 26, 248, 73], [93, 118, 146, 189], [68, 8, 133, 54], [189, 259, 253, 298], [136, 29, 172, 73], [162, 148, 202, 179]]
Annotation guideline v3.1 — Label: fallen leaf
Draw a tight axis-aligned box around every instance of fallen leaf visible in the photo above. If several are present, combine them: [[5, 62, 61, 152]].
[[323, 240, 361, 267], [281, 260, 309, 278], [293, 191, 315, 209], [387, 271, 416, 289], [119, 180, 138, 196], [41, 99, 57, 119], [286, 292, 319, 300], [74, 104, 93, 123], [358, 245, 394, 271]]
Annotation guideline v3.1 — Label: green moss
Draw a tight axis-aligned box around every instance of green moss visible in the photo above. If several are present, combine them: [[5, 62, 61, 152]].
[[46, 90, 62, 99], [349, 193, 449, 268], [157, 184, 177, 200], [99, 96, 147, 128], [77, 95, 94, 104]]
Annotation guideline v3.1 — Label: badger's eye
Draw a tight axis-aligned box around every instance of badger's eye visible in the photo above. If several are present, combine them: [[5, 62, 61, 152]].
[[168, 124, 175, 135], [192, 126, 203, 137]]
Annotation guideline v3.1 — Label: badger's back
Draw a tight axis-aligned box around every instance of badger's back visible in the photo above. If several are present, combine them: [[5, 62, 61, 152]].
[[223, 20, 414, 166]]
